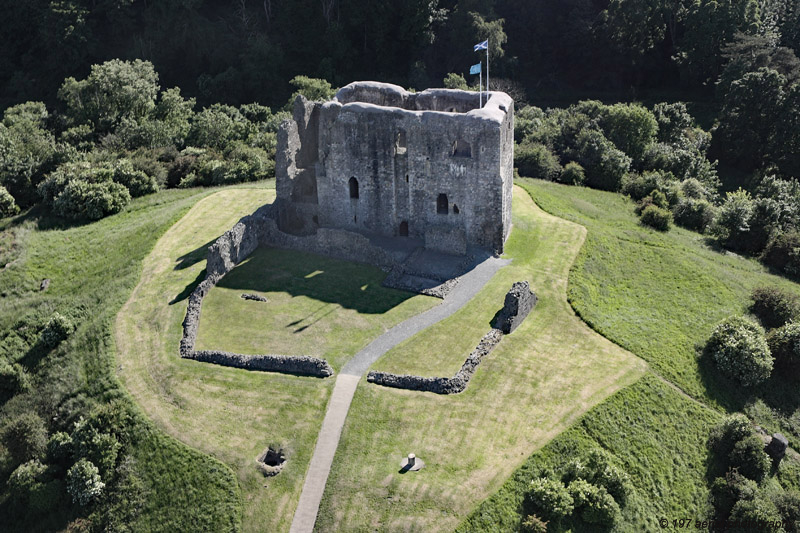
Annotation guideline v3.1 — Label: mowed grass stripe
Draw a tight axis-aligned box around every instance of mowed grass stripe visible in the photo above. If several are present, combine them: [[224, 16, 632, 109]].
[[314, 185, 647, 532]]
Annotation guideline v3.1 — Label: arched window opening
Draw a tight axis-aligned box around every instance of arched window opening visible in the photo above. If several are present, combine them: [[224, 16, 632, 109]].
[[349, 177, 359, 199], [395, 130, 407, 155], [399, 221, 409, 236], [453, 204, 460, 214], [437, 194, 449, 215], [451, 139, 472, 158]]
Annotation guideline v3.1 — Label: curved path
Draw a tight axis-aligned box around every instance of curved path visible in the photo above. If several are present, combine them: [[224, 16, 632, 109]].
[[289, 255, 510, 533]]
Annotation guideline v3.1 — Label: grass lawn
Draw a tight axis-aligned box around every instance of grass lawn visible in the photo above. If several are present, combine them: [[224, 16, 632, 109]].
[[114, 186, 435, 532], [523, 179, 800, 446], [457, 373, 723, 532], [196, 247, 437, 370], [314, 185, 648, 532], [0, 188, 245, 532]]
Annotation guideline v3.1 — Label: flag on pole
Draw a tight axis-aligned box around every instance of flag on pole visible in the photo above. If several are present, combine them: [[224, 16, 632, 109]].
[[474, 39, 488, 51], [469, 63, 481, 75]]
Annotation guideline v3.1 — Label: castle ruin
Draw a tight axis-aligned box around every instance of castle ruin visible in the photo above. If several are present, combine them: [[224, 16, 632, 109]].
[[275, 81, 514, 256]]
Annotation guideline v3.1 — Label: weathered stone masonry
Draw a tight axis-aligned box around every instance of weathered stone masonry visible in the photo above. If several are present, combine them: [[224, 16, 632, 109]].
[[276, 81, 514, 256]]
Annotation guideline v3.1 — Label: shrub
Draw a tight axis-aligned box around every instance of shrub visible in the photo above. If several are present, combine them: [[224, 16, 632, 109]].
[[767, 322, 800, 380], [520, 514, 548, 533], [1, 412, 48, 466], [672, 198, 717, 232], [515, 142, 562, 180], [710, 470, 759, 519], [167, 153, 199, 188], [559, 161, 585, 185], [288, 75, 335, 104], [681, 178, 710, 200], [750, 286, 800, 329], [568, 479, 620, 527], [706, 315, 773, 387], [41, 312, 75, 348], [0, 358, 29, 398], [729, 434, 771, 481], [708, 414, 755, 455], [67, 458, 105, 506], [640, 205, 673, 231], [53, 180, 130, 220], [112, 159, 158, 197], [73, 425, 121, 480], [762, 230, 800, 277], [527, 477, 574, 522], [622, 170, 673, 201], [0, 185, 19, 217]]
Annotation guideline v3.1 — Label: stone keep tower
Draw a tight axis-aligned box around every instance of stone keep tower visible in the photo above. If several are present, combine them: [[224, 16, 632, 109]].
[[275, 81, 514, 255]]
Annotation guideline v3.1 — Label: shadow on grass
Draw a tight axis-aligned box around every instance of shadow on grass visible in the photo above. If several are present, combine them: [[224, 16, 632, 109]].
[[214, 247, 416, 315], [170, 269, 206, 304], [174, 238, 217, 270]]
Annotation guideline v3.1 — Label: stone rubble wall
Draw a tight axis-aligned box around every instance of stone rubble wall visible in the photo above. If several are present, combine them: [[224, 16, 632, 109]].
[[424, 225, 467, 256], [186, 350, 333, 378], [492, 280, 537, 334], [206, 205, 272, 281], [367, 328, 503, 394]]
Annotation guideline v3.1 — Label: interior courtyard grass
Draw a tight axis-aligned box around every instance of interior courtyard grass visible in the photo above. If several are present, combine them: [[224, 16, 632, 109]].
[[196, 247, 437, 370], [314, 185, 648, 532]]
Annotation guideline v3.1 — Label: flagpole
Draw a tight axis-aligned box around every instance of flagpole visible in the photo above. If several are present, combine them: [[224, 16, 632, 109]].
[[479, 65, 483, 108], [486, 39, 489, 97]]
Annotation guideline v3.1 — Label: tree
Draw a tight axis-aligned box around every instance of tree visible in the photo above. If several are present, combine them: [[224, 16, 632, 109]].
[[711, 189, 755, 250], [599, 103, 658, 164], [527, 477, 574, 522], [715, 68, 786, 171], [0, 185, 19, 217], [679, 0, 760, 84], [1, 412, 48, 466], [67, 459, 105, 507], [58, 59, 160, 133], [706, 315, 773, 386]]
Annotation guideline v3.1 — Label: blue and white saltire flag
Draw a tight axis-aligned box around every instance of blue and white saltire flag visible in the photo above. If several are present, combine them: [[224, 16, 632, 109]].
[[469, 63, 481, 75], [474, 39, 488, 51]]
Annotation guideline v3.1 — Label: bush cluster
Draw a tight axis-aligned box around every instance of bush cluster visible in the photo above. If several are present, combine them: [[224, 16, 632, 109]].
[[525, 448, 629, 529], [0, 185, 19, 217], [706, 316, 773, 387], [40, 312, 75, 348], [767, 322, 800, 380]]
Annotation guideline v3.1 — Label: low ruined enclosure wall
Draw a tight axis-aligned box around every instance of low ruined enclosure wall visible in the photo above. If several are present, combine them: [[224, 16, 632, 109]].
[[189, 350, 334, 377], [179, 207, 335, 379], [367, 282, 536, 394], [367, 328, 503, 394]]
